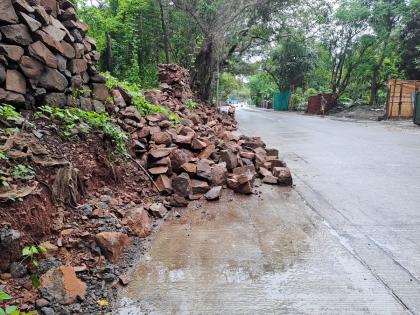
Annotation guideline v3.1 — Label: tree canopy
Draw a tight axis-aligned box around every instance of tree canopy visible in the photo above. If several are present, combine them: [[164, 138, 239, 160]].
[[75, 0, 420, 107]]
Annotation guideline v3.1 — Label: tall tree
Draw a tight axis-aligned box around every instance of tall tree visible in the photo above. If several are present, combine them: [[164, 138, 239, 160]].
[[399, 11, 420, 79], [368, 0, 405, 105], [322, 0, 374, 104], [263, 35, 316, 91], [171, 0, 278, 101]]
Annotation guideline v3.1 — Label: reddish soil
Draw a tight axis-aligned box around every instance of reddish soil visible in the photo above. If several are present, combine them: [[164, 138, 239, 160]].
[[0, 117, 158, 310]]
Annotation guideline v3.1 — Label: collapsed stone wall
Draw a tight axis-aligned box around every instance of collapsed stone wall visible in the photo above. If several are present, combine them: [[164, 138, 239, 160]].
[[0, 0, 108, 111]]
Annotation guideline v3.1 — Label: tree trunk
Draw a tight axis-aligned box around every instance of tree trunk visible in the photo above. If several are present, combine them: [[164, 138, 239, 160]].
[[191, 38, 215, 102], [369, 40, 389, 106], [104, 33, 114, 73], [158, 0, 170, 64]]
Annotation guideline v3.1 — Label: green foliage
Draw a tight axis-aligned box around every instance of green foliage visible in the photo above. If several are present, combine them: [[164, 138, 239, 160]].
[[0, 291, 11, 302], [12, 165, 35, 182], [22, 245, 47, 289], [290, 87, 320, 110], [265, 35, 316, 91], [219, 73, 243, 100], [0, 291, 34, 315], [0, 149, 7, 161], [247, 72, 276, 107], [0, 104, 23, 125], [39, 106, 129, 157], [399, 11, 420, 79], [0, 169, 9, 192], [103, 72, 179, 123], [75, 0, 162, 88], [185, 99, 197, 110]]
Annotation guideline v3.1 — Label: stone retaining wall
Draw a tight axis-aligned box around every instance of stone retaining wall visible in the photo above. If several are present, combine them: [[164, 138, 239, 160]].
[[0, 0, 108, 110]]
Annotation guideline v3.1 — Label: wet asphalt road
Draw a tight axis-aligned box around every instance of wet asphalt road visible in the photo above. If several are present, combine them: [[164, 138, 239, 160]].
[[117, 108, 420, 314]]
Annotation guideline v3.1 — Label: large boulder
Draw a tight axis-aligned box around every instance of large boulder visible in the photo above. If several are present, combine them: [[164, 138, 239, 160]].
[[40, 266, 87, 305]]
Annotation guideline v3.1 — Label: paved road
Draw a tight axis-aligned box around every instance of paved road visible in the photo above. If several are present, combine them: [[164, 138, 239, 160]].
[[116, 109, 420, 314], [236, 109, 420, 313]]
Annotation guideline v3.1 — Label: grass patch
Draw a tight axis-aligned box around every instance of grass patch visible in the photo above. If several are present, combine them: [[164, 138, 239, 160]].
[[39, 105, 129, 158]]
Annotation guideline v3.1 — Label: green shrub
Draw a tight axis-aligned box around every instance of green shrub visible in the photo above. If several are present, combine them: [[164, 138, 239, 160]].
[[39, 106, 129, 157], [0, 169, 9, 191], [12, 165, 35, 182], [185, 99, 197, 110], [0, 104, 23, 125], [0, 149, 7, 160], [22, 244, 47, 288], [102, 72, 179, 124]]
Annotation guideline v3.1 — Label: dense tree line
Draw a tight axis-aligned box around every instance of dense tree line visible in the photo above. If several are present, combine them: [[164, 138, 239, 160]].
[[74, 0, 419, 107]]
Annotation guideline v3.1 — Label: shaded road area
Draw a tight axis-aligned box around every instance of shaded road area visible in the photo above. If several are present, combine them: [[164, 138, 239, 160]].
[[116, 109, 420, 314]]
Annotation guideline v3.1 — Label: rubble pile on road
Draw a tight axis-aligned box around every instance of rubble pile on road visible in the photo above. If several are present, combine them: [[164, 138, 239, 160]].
[[0, 0, 107, 109], [0, 0, 293, 313], [113, 64, 293, 208]]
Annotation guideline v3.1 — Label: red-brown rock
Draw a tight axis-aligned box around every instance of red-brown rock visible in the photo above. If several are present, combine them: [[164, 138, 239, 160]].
[[0, 0, 18, 24], [198, 144, 215, 159], [148, 166, 169, 175], [211, 162, 228, 186], [197, 159, 212, 181], [0, 89, 25, 104], [273, 167, 293, 186], [0, 45, 24, 62], [40, 0, 58, 17], [92, 83, 109, 101], [192, 138, 207, 150], [155, 174, 172, 194], [181, 162, 197, 174], [152, 131, 172, 145], [95, 232, 129, 263], [39, 67, 68, 91], [20, 56, 44, 78], [14, 0, 35, 13], [6, 70, 26, 94], [20, 12, 42, 32], [149, 202, 167, 218], [190, 179, 210, 194], [40, 266, 87, 305], [29, 41, 58, 69], [170, 149, 191, 172], [219, 149, 238, 170], [172, 173, 191, 197], [61, 41, 75, 59], [69, 59, 87, 74], [34, 30, 64, 54], [124, 206, 152, 238], [0, 24, 32, 46]]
